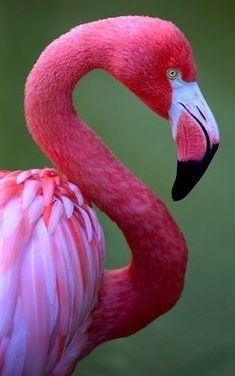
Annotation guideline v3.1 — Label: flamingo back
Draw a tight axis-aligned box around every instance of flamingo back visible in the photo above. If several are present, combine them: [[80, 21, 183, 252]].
[[0, 168, 105, 375]]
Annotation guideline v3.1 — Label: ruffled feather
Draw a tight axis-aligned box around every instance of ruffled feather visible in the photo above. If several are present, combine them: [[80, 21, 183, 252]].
[[0, 168, 105, 375]]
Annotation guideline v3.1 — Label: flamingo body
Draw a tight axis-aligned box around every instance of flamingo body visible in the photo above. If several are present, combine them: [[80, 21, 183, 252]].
[[0, 169, 104, 375], [0, 16, 219, 375]]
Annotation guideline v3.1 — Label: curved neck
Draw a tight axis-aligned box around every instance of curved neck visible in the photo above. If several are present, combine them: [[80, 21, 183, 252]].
[[25, 17, 187, 354], [25, 20, 136, 220]]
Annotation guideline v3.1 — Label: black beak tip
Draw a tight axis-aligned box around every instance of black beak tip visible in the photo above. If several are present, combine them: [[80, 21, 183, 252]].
[[171, 186, 188, 201], [171, 160, 201, 201], [171, 143, 219, 201]]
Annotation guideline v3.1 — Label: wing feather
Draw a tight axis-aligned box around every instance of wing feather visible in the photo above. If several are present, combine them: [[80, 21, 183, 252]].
[[0, 169, 105, 375]]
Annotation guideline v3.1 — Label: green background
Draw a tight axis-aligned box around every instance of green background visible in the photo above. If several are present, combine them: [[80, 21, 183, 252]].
[[0, 1, 234, 375]]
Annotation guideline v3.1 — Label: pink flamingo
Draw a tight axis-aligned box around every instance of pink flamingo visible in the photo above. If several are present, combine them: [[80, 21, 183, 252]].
[[0, 16, 219, 375]]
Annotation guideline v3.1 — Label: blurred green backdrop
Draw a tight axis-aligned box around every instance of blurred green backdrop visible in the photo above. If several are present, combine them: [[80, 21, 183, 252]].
[[0, 1, 234, 375]]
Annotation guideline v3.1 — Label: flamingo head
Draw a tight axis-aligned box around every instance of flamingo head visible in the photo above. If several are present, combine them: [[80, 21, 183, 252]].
[[115, 17, 219, 200]]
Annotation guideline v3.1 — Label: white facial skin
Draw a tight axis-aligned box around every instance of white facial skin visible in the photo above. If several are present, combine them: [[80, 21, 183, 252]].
[[167, 70, 219, 145]]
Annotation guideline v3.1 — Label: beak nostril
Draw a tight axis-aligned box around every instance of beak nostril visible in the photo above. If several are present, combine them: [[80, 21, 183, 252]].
[[196, 105, 207, 122]]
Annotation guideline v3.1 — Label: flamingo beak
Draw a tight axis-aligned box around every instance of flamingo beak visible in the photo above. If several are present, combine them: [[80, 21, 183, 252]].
[[169, 82, 219, 201]]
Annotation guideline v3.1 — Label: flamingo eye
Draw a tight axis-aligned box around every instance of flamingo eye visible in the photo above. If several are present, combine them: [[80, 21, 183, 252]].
[[167, 68, 179, 80]]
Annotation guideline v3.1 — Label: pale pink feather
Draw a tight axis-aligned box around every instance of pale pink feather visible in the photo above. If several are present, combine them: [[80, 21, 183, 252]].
[[0, 169, 105, 375]]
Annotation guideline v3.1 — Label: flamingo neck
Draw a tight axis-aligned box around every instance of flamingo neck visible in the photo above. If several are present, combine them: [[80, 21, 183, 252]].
[[25, 17, 187, 350]]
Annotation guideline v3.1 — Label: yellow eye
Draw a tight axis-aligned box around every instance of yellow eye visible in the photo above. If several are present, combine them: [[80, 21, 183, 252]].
[[167, 68, 178, 80]]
